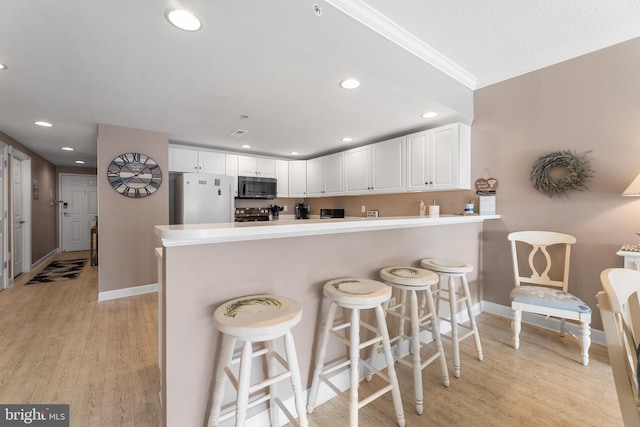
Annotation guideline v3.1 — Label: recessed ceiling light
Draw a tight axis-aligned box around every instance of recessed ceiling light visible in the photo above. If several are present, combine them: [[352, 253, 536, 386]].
[[290, 151, 299, 155], [341, 137, 353, 142], [34, 121, 53, 127], [421, 111, 438, 119], [166, 9, 201, 31], [0, 63, 7, 70], [61, 147, 74, 151], [241, 144, 251, 149], [74, 160, 85, 164], [340, 79, 361, 89]]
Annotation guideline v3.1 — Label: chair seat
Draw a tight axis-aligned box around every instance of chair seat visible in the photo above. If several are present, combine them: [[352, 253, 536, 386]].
[[324, 278, 391, 308], [510, 286, 592, 314], [214, 294, 302, 340], [420, 258, 473, 274], [380, 266, 439, 287]]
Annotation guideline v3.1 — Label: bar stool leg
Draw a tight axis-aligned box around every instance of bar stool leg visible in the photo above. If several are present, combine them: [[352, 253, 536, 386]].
[[208, 335, 236, 427], [398, 289, 408, 353], [349, 308, 360, 427], [448, 275, 461, 378], [307, 302, 338, 413], [375, 304, 406, 427], [236, 341, 254, 425], [423, 288, 450, 387], [408, 290, 423, 415], [284, 331, 309, 427], [266, 340, 279, 427], [461, 275, 483, 361]]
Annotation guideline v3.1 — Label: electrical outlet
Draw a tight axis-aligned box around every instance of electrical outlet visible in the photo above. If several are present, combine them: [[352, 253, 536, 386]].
[[389, 296, 396, 307], [361, 205, 366, 213], [283, 205, 287, 212], [367, 210, 379, 217]]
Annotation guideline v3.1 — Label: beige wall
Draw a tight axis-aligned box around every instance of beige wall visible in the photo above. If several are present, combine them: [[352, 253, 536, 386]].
[[0, 131, 58, 265], [97, 124, 168, 293], [473, 37, 640, 330]]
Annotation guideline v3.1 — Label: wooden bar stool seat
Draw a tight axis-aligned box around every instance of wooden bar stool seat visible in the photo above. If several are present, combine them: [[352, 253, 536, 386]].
[[307, 278, 405, 427], [207, 294, 308, 427], [420, 258, 483, 378]]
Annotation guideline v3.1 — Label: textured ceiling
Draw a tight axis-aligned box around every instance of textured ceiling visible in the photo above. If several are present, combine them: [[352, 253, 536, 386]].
[[0, 0, 638, 168]]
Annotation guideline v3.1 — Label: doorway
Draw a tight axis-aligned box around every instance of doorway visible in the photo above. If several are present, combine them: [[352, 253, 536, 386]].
[[10, 148, 31, 282], [59, 174, 98, 252]]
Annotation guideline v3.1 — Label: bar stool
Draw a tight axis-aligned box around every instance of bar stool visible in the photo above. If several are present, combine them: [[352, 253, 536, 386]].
[[371, 266, 450, 415], [420, 258, 483, 378], [207, 295, 308, 427], [307, 278, 405, 427]]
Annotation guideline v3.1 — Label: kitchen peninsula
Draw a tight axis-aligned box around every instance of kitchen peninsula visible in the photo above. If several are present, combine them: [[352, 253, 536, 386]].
[[155, 214, 500, 426]]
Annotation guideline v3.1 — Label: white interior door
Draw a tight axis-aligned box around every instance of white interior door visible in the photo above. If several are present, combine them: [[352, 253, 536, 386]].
[[11, 157, 23, 277], [0, 144, 7, 289], [60, 174, 98, 252]]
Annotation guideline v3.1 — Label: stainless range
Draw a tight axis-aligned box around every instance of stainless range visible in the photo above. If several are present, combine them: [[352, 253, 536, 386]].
[[234, 207, 271, 222]]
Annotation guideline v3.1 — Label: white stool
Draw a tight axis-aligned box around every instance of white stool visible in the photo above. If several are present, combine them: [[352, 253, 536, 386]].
[[372, 267, 450, 415], [207, 295, 308, 427], [420, 258, 483, 378], [307, 278, 405, 427]]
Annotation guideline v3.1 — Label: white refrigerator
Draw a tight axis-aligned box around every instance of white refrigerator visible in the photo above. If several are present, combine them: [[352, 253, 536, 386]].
[[174, 173, 234, 224]]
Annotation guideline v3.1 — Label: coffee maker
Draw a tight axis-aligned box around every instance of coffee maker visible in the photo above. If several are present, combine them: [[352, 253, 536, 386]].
[[295, 203, 309, 219]]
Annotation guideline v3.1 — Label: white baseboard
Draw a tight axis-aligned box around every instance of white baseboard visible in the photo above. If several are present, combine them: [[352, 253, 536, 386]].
[[481, 300, 606, 346], [31, 249, 58, 270], [98, 283, 158, 302]]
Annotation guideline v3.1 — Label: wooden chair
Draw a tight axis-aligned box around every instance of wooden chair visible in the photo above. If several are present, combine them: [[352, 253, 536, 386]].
[[508, 231, 591, 366], [598, 268, 640, 426]]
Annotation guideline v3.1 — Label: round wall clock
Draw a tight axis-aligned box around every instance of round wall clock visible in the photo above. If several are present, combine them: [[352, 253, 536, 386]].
[[107, 152, 162, 198]]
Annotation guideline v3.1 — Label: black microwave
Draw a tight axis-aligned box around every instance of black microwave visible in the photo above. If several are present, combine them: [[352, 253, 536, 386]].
[[237, 176, 277, 199]]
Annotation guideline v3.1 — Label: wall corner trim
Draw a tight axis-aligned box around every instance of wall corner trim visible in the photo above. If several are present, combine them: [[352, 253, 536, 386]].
[[98, 283, 158, 302]]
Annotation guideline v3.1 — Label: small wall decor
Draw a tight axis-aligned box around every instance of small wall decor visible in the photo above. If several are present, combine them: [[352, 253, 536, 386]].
[[530, 150, 594, 198], [32, 178, 39, 200]]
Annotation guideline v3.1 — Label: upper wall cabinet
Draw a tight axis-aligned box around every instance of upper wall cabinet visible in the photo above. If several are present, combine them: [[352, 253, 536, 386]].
[[237, 155, 275, 177], [307, 152, 344, 197], [169, 146, 226, 175], [275, 160, 289, 198], [406, 123, 470, 192], [344, 137, 405, 195], [288, 160, 307, 198], [371, 137, 405, 194]]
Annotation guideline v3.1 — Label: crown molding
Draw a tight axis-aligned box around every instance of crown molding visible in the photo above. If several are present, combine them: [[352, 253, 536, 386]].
[[326, 0, 478, 90]]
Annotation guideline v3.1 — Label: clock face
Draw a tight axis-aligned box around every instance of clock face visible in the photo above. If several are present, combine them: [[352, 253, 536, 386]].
[[108, 153, 162, 198]]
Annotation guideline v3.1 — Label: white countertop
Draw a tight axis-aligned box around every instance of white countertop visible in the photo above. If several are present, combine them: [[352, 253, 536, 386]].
[[155, 214, 501, 247]]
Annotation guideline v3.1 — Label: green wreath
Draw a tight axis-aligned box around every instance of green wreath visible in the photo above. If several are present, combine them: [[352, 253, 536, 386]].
[[530, 150, 594, 198]]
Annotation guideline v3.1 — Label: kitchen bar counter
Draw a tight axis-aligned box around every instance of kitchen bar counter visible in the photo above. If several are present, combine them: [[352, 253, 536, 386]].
[[156, 214, 500, 246], [156, 213, 500, 426]]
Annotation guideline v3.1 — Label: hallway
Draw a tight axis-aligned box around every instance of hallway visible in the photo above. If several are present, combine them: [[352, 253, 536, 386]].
[[0, 251, 161, 426]]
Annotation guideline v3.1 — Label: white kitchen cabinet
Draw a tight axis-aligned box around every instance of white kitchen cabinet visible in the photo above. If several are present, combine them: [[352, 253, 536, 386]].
[[306, 157, 323, 197], [345, 137, 405, 195], [288, 160, 307, 197], [237, 155, 275, 177], [169, 146, 226, 174], [306, 152, 344, 197], [371, 137, 405, 193], [406, 123, 470, 192], [225, 154, 239, 197], [275, 160, 289, 198], [344, 145, 371, 194]]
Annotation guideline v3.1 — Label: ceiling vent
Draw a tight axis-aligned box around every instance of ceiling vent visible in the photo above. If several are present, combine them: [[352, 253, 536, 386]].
[[230, 129, 248, 137]]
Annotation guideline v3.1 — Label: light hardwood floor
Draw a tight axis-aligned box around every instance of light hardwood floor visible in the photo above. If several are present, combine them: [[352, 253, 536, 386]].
[[0, 252, 625, 426]]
